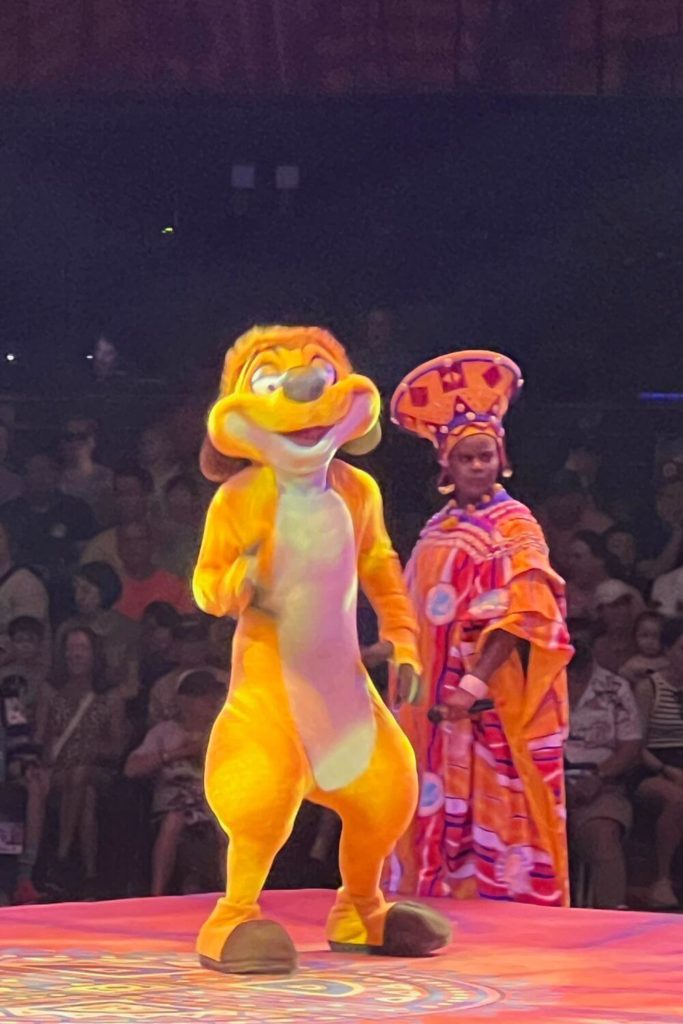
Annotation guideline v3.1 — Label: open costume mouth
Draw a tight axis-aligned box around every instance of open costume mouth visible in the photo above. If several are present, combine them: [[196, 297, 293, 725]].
[[279, 426, 331, 447]]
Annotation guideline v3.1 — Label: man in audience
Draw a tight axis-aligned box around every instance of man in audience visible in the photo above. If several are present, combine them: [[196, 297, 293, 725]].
[[157, 474, 203, 579], [0, 518, 50, 667], [148, 616, 226, 725], [3, 454, 95, 610], [60, 418, 114, 528], [565, 617, 642, 909], [81, 463, 154, 574], [115, 521, 194, 622], [539, 470, 614, 578]]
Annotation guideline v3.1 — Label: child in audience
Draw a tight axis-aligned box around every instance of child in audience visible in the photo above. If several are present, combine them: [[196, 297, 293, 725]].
[[620, 612, 668, 687], [124, 671, 225, 896]]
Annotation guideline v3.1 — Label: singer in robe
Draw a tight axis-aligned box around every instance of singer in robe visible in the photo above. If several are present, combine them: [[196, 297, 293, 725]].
[[387, 351, 572, 905]]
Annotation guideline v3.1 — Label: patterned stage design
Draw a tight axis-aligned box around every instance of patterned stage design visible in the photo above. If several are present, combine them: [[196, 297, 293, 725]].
[[0, 889, 681, 1023]]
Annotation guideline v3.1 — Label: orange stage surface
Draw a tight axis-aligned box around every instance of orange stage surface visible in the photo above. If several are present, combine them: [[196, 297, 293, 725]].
[[0, 889, 681, 1022]]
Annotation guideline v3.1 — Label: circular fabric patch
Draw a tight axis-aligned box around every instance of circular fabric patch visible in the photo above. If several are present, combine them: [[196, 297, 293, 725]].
[[425, 584, 457, 625], [418, 771, 445, 817]]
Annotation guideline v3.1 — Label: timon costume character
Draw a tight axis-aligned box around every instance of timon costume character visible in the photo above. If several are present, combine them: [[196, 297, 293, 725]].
[[192, 325, 451, 975]]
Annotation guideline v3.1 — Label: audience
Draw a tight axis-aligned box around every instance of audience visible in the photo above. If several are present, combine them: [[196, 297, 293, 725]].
[[56, 562, 138, 697], [138, 425, 182, 517], [81, 463, 154, 575], [620, 612, 668, 687], [124, 670, 225, 896], [37, 627, 125, 899], [148, 616, 225, 726], [0, 422, 23, 507], [0, 518, 50, 667], [565, 531, 620, 619], [631, 617, 683, 909], [60, 418, 114, 528], [565, 617, 642, 909], [592, 580, 644, 674], [114, 521, 194, 622], [157, 474, 202, 579]]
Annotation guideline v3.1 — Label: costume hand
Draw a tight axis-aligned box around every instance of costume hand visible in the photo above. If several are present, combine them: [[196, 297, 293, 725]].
[[443, 688, 477, 721], [236, 543, 266, 613], [396, 664, 421, 707]]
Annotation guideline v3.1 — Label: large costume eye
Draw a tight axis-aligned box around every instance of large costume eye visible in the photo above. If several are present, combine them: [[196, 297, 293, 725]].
[[251, 366, 285, 395], [311, 358, 337, 385]]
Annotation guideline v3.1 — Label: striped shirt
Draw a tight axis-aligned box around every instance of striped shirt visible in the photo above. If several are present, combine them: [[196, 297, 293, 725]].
[[647, 673, 683, 750]]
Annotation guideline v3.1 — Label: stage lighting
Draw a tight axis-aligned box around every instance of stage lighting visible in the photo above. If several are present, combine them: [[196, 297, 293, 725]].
[[5, 353, 16, 363]]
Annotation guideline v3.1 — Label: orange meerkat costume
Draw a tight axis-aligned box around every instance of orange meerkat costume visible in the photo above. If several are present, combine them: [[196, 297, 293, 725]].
[[193, 325, 451, 975]]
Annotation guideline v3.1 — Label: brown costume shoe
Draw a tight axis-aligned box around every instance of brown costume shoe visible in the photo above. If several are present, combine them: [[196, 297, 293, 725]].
[[199, 919, 298, 975], [329, 901, 452, 957]]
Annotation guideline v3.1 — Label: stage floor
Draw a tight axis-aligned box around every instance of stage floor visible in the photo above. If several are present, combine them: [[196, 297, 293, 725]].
[[0, 889, 681, 1023]]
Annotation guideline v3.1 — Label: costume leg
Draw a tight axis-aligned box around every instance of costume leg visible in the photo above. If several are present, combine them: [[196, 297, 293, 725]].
[[197, 702, 310, 965], [311, 696, 451, 954]]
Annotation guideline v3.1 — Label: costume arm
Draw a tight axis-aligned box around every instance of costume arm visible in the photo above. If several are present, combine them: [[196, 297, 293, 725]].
[[192, 483, 252, 619], [356, 471, 421, 673]]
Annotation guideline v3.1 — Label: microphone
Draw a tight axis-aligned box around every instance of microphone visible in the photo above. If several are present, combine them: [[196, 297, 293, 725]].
[[427, 699, 494, 724]]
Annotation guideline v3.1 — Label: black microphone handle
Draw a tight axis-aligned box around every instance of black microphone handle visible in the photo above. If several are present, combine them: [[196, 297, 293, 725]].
[[427, 699, 494, 724]]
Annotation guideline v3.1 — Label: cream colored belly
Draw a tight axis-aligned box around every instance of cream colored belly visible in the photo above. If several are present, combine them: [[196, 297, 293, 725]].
[[269, 488, 375, 790]]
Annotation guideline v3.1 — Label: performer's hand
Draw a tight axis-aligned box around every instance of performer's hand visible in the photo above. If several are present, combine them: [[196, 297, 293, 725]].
[[443, 688, 476, 721], [396, 664, 421, 707], [361, 641, 393, 670]]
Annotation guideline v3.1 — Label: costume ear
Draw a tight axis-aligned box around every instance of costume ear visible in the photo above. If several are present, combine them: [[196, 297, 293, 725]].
[[199, 435, 249, 483], [340, 420, 382, 456]]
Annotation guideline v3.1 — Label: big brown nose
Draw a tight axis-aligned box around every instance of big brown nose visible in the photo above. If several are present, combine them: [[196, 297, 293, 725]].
[[282, 366, 328, 403]]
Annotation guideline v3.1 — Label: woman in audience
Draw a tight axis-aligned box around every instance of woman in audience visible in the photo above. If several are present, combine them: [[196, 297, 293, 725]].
[[620, 612, 668, 687], [36, 627, 125, 898], [604, 524, 648, 596], [57, 562, 139, 697], [633, 617, 683, 909], [566, 531, 620, 620]]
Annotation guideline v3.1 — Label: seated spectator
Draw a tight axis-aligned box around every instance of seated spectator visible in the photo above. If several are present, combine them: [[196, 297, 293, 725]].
[[81, 463, 154, 576], [637, 478, 683, 584], [148, 616, 226, 726], [566, 531, 621, 619], [604, 525, 648, 595], [114, 522, 194, 623], [157, 474, 203, 579], [0, 616, 50, 902], [60, 418, 114, 528], [592, 580, 644, 675], [56, 563, 139, 697], [0, 421, 23, 507], [539, 471, 613, 579], [564, 442, 614, 532], [620, 612, 668, 687], [651, 562, 683, 620], [3, 454, 96, 621], [207, 616, 235, 672], [36, 627, 125, 899], [90, 335, 129, 389], [632, 618, 683, 909], [565, 617, 642, 909], [127, 603, 181, 737], [0, 518, 50, 668], [124, 671, 225, 896], [138, 424, 182, 516]]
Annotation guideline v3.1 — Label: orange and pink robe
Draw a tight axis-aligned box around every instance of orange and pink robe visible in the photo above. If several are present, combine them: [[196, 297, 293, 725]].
[[390, 489, 572, 906]]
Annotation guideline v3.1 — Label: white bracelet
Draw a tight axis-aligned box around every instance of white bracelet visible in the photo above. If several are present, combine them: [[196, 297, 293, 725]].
[[459, 673, 489, 700]]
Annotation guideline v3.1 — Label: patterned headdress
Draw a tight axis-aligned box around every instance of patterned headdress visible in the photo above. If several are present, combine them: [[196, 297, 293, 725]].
[[390, 350, 523, 468]]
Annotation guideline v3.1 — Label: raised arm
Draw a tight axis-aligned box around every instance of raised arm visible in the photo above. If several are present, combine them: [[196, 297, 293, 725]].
[[192, 480, 256, 619]]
